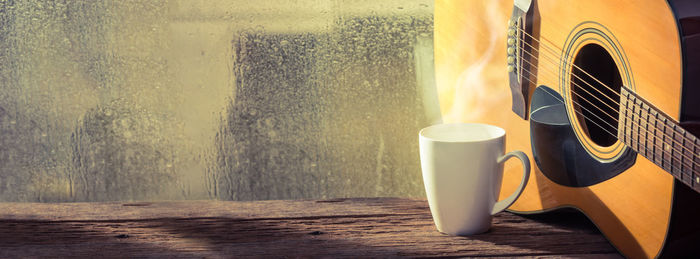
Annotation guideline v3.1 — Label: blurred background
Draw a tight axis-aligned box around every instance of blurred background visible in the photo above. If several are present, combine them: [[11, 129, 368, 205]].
[[0, 0, 439, 202]]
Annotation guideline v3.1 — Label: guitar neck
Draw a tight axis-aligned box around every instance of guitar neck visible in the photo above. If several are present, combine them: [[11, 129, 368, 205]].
[[618, 86, 700, 193]]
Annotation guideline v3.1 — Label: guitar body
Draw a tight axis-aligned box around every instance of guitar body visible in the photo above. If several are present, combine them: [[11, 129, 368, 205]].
[[435, 0, 700, 258]]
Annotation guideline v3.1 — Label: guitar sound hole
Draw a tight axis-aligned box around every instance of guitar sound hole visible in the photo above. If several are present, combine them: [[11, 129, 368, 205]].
[[570, 43, 623, 147]]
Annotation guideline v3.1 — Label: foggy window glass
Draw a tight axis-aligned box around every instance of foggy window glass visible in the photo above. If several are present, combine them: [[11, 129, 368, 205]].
[[0, 0, 436, 202]]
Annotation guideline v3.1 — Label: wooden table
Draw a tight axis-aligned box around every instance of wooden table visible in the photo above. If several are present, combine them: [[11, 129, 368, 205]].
[[0, 198, 620, 258]]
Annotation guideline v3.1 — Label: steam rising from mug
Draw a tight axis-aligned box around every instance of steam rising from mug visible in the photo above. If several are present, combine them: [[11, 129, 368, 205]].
[[437, 1, 512, 124]]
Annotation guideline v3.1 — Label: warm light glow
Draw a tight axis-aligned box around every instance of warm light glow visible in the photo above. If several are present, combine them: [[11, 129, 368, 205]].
[[435, 1, 512, 125]]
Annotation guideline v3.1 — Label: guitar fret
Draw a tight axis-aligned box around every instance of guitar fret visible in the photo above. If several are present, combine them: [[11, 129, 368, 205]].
[[673, 125, 685, 144], [641, 106, 650, 157], [650, 112, 657, 166], [693, 135, 700, 192], [682, 172, 691, 185], [618, 87, 700, 194], [695, 137, 700, 165], [662, 118, 672, 174], [672, 123, 683, 177], [644, 108, 653, 159], [682, 128, 693, 179], [662, 121, 669, 172], [653, 112, 664, 167], [634, 99, 642, 153], [671, 124, 689, 180], [628, 100, 635, 148], [682, 170, 694, 185], [621, 92, 630, 145], [694, 141, 700, 189]]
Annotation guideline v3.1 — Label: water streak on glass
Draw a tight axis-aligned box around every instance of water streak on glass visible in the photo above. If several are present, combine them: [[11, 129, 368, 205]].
[[0, 0, 435, 201]]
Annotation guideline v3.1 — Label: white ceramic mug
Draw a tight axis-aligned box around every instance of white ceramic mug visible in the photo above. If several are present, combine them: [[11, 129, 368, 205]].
[[419, 123, 530, 235]]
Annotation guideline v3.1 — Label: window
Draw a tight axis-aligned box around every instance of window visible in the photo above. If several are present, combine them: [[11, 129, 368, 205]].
[[0, 0, 435, 201]]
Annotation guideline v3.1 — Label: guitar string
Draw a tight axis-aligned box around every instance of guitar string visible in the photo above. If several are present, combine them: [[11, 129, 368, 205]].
[[517, 47, 700, 172], [518, 66, 616, 136], [512, 25, 700, 158], [511, 25, 622, 101], [516, 34, 620, 113], [515, 37, 700, 171], [509, 23, 700, 180], [518, 47, 619, 123], [516, 41, 690, 158], [517, 55, 697, 169], [510, 26, 700, 169], [518, 57, 620, 140], [513, 27, 700, 156], [518, 68, 700, 173]]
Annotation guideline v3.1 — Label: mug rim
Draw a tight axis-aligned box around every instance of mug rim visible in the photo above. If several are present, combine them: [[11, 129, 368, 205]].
[[419, 123, 505, 143]]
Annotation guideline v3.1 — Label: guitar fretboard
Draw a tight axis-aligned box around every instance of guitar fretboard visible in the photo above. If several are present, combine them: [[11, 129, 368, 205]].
[[618, 86, 700, 193]]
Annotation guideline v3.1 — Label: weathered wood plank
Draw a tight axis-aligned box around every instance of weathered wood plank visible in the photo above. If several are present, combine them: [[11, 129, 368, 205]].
[[0, 198, 621, 258]]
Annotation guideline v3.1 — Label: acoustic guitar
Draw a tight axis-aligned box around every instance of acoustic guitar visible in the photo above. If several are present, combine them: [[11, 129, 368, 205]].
[[434, 0, 700, 258]]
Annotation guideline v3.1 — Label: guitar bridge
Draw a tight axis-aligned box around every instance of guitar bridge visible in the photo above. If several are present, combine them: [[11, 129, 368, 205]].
[[507, 0, 534, 120]]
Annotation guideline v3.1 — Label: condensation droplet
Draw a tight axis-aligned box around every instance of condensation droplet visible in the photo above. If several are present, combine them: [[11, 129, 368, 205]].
[[0, 0, 434, 202]]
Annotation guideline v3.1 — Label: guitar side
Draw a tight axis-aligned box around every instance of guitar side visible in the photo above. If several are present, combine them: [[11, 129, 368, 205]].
[[662, 1, 700, 256], [434, 0, 694, 258]]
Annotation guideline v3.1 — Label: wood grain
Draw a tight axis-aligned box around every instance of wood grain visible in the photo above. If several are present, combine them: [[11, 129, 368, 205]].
[[0, 198, 620, 258]]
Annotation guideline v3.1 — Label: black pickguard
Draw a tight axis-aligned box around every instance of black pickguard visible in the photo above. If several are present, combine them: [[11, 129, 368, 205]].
[[529, 86, 636, 187]]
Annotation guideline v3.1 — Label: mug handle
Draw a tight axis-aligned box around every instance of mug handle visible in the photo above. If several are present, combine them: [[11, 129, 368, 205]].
[[491, 150, 531, 215]]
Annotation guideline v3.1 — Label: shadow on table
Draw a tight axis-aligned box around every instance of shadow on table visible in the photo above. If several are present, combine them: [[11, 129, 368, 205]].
[[0, 217, 411, 258], [343, 198, 621, 257], [0, 199, 620, 258]]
